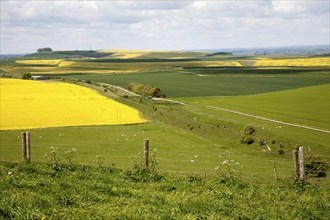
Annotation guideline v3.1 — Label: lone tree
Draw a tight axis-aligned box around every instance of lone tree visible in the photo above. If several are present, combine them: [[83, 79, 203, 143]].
[[37, 47, 52, 53]]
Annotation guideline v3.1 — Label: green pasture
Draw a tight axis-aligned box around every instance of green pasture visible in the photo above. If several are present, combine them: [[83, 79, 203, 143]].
[[0, 120, 296, 179], [60, 69, 329, 97], [178, 84, 330, 130]]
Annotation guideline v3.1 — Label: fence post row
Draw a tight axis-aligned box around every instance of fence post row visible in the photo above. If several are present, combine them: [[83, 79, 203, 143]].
[[144, 139, 149, 171], [21, 132, 31, 163]]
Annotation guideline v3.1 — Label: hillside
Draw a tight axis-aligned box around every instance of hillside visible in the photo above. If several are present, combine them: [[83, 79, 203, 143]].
[[1, 162, 329, 219]]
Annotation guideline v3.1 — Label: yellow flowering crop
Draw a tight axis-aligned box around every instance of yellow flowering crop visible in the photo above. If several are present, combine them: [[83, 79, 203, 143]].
[[253, 57, 330, 67], [202, 61, 242, 67], [0, 79, 147, 130], [15, 60, 62, 66]]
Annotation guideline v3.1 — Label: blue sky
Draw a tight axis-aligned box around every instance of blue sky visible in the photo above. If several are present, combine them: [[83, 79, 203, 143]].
[[1, 0, 329, 54]]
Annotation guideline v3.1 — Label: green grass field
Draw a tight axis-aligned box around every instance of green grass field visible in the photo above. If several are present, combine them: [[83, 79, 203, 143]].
[[1, 51, 329, 219], [178, 84, 330, 130], [60, 69, 329, 97], [1, 53, 329, 179]]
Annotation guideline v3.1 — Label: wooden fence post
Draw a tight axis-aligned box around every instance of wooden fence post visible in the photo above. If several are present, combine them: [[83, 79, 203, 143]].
[[299, 147, 305, 182], [144, 139, 149, 171], [26, 132, 31, 163], [292, 150, 299, 179], [273, 160, 278, 180], [21, 132, 27, 162]]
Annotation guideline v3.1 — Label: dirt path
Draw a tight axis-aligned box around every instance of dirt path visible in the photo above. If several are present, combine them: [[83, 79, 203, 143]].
[[207, 105, 330, 134], [152, 98, 186, 105]]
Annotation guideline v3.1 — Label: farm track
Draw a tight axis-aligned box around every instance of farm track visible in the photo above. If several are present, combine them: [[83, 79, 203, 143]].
[[207, 105, 330, 133]]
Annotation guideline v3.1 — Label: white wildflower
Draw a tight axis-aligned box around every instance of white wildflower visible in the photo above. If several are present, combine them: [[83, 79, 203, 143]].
[[223, 159, 229, 165], [8, 171, 12, 176], [190, 160, 195, 163]]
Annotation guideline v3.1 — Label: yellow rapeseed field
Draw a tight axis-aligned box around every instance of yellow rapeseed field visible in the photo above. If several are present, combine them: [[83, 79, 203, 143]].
[[16, 60, 62, 65], [202, 61, 242, 67], [253, 57, 330, 67], [0, 79, 147, 130]]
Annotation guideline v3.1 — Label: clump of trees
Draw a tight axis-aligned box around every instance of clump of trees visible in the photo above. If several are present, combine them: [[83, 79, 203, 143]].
[[128, 82, 166, 98], [37, 47, 52, 52]]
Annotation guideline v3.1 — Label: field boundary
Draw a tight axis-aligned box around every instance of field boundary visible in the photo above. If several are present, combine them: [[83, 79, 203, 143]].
[[207, 105, 330, 133]]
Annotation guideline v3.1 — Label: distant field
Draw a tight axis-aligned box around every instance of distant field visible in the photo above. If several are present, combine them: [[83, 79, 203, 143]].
[[0, 79, 146, 130], [61, 69, 330, 97], [253, 57, 330, 67], [99, 49, 206, 59], [15, 59, 62, 66]]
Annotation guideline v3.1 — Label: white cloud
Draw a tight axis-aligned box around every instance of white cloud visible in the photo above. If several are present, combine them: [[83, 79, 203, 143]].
[[1, 0, 329, 53], [272, 0, 329, 17]]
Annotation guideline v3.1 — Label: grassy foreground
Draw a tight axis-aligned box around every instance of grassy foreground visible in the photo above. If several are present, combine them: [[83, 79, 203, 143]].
[[1, 161, 329, 219]]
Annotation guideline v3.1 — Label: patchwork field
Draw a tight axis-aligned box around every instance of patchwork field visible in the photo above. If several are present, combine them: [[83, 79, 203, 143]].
[[0, 51, 329, 178], [61, 69, 330, 97], [0, 79, 146, 130]]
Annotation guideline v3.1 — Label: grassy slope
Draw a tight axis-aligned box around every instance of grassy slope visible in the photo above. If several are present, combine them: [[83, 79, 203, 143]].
[[178, 84, 330, 130], [1, 162, 329, 219]]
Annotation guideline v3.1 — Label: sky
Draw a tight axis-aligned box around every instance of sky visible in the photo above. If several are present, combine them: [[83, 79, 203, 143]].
[[1, 0, 329, 54]]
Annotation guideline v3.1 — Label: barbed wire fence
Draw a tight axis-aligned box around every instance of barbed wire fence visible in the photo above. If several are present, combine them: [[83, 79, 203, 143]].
[[1, 132, 317, 181]]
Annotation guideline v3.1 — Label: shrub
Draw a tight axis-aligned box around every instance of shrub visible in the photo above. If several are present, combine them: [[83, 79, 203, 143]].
[[278, 149, 285, 155], [240, 125, 256, 145], [305, 155, 328, 178], [240, 136, 255, 145], [1, 73, 12, 78], [243, 125, 255, 135], [22, 73, 31, 80]]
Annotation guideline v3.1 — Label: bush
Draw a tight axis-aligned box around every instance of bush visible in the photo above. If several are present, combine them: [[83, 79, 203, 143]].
[[240, 136, 255, 145], [243, 125, 255, 135], [305, 155, 328, 178], [22, 73, 31, 79], [240, 125, 256, 145]]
